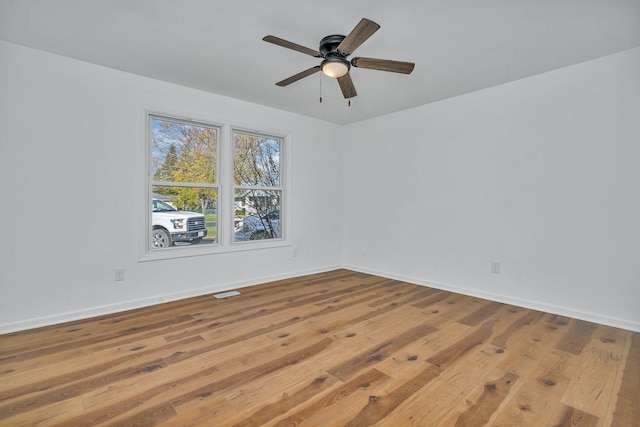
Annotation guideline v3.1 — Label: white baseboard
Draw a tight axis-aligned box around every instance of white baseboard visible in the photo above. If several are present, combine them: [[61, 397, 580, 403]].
[[3, 263, 637, 334], [343, 264, 640, 333], [0, 264, 341, 334]]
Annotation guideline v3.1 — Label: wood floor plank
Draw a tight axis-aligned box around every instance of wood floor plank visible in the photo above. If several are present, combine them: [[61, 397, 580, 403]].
[[326, 323, 437, 381], [61, 337, 334, 426], [0, 335, 196, 401], [0, 270, 637, 426], [78, 354, 221, 411], [416, 292, 499, 327], [561, 325, 628, 418], [499, 312, 574, 361], [380, 301, 535, 426], [492, 309, 546, 349], [491, 348, 580, 426], [0, 357, 168, 418], [554, 319, 600, 356], [171, 337, 334, 410], [410, 289, 451, 309], [438, 368, 519, 427], [426, 318, 498, 368], [496, 351, 540, 380], [229, 374, 338, 427], [379, 342, 507, 426], [343, 364, 442, 426], [155, 396, 237, 427], [0, 397, 86, 426], [270, 368, 391, 427], [458, 300, 505, 326], [103, 402, 179, 427], [548, 404, 600, 427], [0, 314, 196, 364], [219, 321, 356, 414], [373, 321, 473, 379], [610, 331, 640, 427]]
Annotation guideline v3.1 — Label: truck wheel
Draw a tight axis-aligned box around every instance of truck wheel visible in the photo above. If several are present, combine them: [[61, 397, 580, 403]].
[[152, 229, 172, 248]]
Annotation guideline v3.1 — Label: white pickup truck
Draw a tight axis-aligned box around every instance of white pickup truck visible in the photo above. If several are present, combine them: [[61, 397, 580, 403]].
[[152, 199, 207, 248]]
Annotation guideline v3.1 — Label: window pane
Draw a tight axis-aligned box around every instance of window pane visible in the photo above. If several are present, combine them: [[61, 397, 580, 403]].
[[152, 117, 217, 184], [151, 185, 217, 248], [234, 189, 281, 242], [233, 132, 280, 186]]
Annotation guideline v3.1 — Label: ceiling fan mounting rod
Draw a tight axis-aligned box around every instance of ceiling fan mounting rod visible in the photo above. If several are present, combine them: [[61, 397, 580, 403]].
[[319, 35, 346, 56]]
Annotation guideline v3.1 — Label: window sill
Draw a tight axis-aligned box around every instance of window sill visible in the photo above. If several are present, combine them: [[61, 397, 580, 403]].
[[139, 239, 290, 262]]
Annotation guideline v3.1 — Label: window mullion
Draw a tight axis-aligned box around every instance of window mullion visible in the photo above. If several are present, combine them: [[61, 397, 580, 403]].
[[234, 185, 283, 192], [151, 180, 217, 189], [220, 124, 233, 245]]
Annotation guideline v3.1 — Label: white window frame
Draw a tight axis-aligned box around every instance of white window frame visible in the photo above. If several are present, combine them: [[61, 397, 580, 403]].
[[139, 109, 290, 262], [231, 128, 286, 245]]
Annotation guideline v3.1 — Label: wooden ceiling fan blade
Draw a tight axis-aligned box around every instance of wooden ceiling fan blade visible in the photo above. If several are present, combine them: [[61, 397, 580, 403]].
[[337, 73, 357, 98], [276, 66, 322, 87], [336, 18, 380, 56], [351, 57, 415, 74], [263, 35, 323, 57]]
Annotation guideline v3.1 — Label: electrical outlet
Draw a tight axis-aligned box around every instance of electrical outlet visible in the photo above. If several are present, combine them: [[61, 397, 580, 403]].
[[293, 247, 298, 258], [115, 268, 125, 281], [491, 262, 501, 274]]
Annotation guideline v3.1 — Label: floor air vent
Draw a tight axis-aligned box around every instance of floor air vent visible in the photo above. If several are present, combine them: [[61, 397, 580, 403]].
[[213, 291, 241, 299]]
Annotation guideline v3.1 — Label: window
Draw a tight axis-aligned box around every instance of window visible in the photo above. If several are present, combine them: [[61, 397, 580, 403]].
[[233, 130, 283, 242], [144, 113, 286, 258], [149, 115, 218, 249]]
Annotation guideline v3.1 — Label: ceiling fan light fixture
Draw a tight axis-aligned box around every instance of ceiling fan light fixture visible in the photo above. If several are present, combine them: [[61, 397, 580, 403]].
[[321, 57, 350, 78]]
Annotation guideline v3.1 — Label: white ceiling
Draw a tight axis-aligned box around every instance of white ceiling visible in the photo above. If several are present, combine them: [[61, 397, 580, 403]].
[[1, 0, 639, 124]]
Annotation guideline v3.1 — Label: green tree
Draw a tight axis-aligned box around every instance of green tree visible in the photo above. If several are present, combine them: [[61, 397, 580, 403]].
[[152, 119, 218, 212], [153, 144, 178, 197], [154, 143, 178, 181]]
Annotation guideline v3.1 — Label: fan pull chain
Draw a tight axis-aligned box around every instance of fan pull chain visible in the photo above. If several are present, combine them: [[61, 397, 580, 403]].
[[319, 73, 323, 103]]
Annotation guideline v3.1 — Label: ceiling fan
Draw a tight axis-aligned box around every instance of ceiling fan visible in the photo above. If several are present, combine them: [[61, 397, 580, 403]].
[[263, 18, 415, 99]]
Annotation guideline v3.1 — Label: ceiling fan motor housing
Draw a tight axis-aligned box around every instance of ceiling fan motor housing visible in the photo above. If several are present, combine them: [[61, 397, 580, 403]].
[[319, 35, 350, 75], [319, 35, 346, 56]]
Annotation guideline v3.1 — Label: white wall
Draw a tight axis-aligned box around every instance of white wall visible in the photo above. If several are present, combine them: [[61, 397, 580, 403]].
[[1, 41, 638, 333], [0, 41, 343, 333], [341, 47, 640, 332]]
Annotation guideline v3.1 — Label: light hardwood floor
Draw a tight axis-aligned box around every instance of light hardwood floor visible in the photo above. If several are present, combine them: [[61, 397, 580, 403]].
[[0, 269, 638, 426]]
